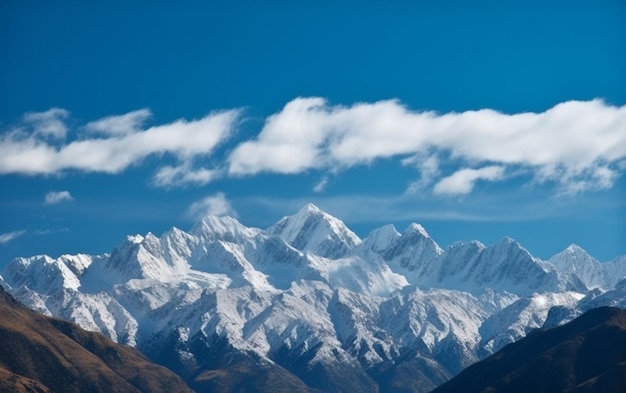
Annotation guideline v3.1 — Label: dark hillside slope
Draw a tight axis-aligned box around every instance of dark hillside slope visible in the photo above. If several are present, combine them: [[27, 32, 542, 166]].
[[0, 287, 193, 393], [432, 306, 626, 393]]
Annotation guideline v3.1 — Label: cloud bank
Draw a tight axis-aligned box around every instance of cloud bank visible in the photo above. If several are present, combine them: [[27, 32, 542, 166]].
[[2, 98, 625, 196], [228, 97, 626, 195], [0, 108, 240, 183]]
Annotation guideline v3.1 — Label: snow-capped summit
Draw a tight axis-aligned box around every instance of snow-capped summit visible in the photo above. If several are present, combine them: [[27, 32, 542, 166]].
[[359, 224, 401, 253], [381, 222, 443, 274], [549, 244, 605, 289], [603, 255, 626, 289], [266, 203, 361, 258], [190, 215, 261, 243]]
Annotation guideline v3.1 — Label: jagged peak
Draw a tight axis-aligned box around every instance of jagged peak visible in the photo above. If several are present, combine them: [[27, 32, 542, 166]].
[[289, 203, 345, 221], [395, 223, 442, 254], [565, 244, 585, 253], [497, 236, 516, 245], [162, 226, 188, 237], [286, 203, 339, 224], [301, 202, 322, 214], [270, 204, 359, 238], [487, 236, 534, 260], [403, 223, 430, 238], [550, 244, 597, 262], [360, 224, 401, 253], [267, 204, 361, 258], [191, 214, 260, 241], [562, 244, 596, 260], [492, 236, 527, 252], [367, 224, 400, 238], [143, 232, 159, 242]]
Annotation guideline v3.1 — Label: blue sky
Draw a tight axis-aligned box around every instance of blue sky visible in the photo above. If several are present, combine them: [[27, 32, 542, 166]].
[[1, 1, 625, 266]]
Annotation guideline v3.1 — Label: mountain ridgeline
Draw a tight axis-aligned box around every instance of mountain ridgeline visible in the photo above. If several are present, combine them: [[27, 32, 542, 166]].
[[2, 203, 626, 392]]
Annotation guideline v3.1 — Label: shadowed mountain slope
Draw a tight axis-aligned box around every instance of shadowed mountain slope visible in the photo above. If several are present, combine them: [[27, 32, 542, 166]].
[[432, 306, 626, 393], [0, 287, 193, 393]]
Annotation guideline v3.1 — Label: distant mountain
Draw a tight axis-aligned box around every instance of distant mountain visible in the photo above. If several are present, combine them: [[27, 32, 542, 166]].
[[1, 203, 625, 392], [432, 306, 626, 393], [0, 286, 192, 393]]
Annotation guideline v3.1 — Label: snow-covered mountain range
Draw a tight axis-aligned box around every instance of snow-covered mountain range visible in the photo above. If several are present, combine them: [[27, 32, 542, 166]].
[[2, 203, 625, 392]]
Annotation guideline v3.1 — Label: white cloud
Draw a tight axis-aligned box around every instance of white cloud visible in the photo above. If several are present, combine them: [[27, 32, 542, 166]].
[[187, 193, 237, 218], [152, 162, 221, 188], [23, 108, 69, 139], [85, 108, 152, 135], [0, 108, 240, 176], [4, 99, 626, 196], [556, 165, 618, 196], [228, 98, 330, 175], [313, 176, 329, 193], [44, 190, 74, 204], [403, 153, 440, 194], [228, 97, 626, 195], [0, 230, 26, 245], [433, 166, 506, 196]]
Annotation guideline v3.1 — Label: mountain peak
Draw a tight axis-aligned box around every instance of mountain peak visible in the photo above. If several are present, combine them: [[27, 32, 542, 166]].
[[267, 204, 361, 258], [404, 223, 430, 238], [191, 214, 260, 242], [564, 244, 587, 255], [301, 202, 322, 214], [360, 224, 401, 253], [549, 243, 604, 289], [497, 236, 516, 245]]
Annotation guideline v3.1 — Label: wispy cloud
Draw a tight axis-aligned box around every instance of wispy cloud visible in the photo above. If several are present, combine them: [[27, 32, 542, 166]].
[[241, 192, 572, 228], [433, 166, 506, 196], [23, 108, 69, 139], [403, 152, 440, 194], [313, 176, 329, 193], [84, 108, 152, 136], [152, 162, 221, 188], [228, 97, 626, 195], [44, 190, 73, 205], [187, 193, 238, 218], [0, 230, 26, 245], [0, 108, 240, 178]]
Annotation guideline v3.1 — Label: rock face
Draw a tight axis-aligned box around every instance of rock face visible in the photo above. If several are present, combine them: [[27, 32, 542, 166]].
[[0, 286, 193, 393], [432, 306, 626, 393], [1, 203, 625, 392]]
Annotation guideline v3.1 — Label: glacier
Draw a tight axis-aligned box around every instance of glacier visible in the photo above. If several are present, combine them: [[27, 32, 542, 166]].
[[1, 203, 625, 393]]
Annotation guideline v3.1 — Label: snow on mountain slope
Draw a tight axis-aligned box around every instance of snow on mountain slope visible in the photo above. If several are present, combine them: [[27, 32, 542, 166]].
[[1, 203, 624, 393], [267, 203, 361, 258], [602, 255, 626, 288], [358, 224, 401, 253], [190, 214, 261, 244], [549, 244, 605, 289], [379, 223, 443, 274], [453, 237, 579, 295], [478, 291, 583, 356], [308, 253, 408, 297], [3, 255, 85, 294]]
